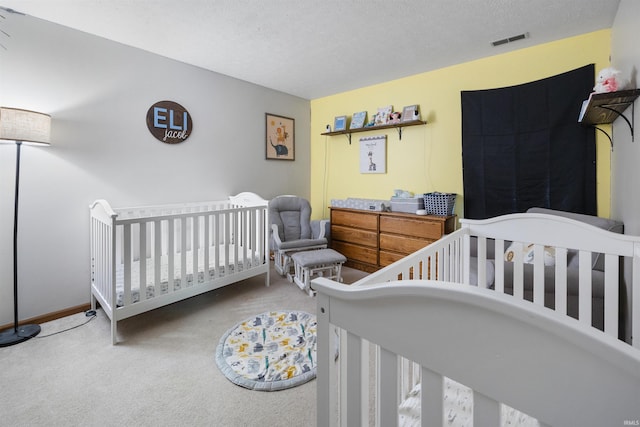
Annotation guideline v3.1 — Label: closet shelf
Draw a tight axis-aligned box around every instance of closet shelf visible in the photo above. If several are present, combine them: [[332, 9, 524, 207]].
[[321, 119, 427, 144], [578, 88, 640, 146]]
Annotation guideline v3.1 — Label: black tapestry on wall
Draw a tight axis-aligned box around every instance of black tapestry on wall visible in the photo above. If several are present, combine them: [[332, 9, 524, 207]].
[[461, 64, 596, 219]]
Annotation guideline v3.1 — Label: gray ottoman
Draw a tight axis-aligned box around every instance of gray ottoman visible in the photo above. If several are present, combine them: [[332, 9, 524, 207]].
[[289, 248, 347, 296]]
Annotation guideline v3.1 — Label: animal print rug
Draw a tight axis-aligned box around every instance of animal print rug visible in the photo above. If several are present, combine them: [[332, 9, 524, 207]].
[[215, 310, 316, 391]]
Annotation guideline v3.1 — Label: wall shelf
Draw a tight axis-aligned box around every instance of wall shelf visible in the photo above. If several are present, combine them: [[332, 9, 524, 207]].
[[578, 88, 640, 147], [321, 119, 427, 144]]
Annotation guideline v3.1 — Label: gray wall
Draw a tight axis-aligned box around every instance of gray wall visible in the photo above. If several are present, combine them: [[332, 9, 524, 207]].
[[609, 0, 639, 342], [0, 13, 311, 324], [611, 0, 640, 232]]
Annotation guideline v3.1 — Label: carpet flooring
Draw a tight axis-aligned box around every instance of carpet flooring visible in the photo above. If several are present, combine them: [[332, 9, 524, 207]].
[[0, 263, 367, 427]]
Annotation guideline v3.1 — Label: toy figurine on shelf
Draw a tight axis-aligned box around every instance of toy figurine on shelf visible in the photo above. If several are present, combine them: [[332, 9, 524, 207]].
[[388, 111, 402, 124], [593, 67, 628, 93]]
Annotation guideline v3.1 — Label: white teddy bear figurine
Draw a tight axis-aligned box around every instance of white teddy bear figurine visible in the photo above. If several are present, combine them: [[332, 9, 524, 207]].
[[593, 67, 626, 93]]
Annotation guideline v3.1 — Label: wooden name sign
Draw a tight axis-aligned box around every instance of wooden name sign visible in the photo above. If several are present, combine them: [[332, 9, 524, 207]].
[[146, 100, 193, 144]]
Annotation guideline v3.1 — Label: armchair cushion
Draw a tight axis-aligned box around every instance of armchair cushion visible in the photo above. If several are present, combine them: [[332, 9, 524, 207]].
[[269, 196, 313, 243], [278, 237, 328, 250]]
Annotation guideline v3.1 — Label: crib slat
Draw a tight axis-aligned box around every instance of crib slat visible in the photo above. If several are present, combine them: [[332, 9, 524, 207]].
[[462, 233, 471, 284], [554, 247, 568, 316], [578, 250, 592, 326], [512, 242, 524, 299], [258, 207, 266, 265], [193, 216, 199, 284], [204, 214, 210, 279], [123, 224, 132, 306], [233, 212, 239, 271], [443, 245, 449, 282], [456, 237, 462, 281], [168, 219, 175, 292], [378, 348, 398, 427], [244, 210, 251, 266], [346, 331, 363, 426], [248, 208, 255, 265], [241, 210, 248, 267], [239, 210, 246, 268], [603, 253, 618, 337], [214, 213, 221, 277], [532, 244, 544, 305], [494, 239, 505, 293], [361, 339, 371, 426], [316, 294, 331, 427], [139, 222, 147, 302], [225, 212, 231, 275], [154, 220, 161, 290], [180, 217, 187, 288], [420, 367, 443, 427], [473, 390, 500, 426], [477, 236, 488, 288]]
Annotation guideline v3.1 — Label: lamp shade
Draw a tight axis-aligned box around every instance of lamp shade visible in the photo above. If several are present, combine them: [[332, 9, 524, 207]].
[[0, 107, 51, 145]]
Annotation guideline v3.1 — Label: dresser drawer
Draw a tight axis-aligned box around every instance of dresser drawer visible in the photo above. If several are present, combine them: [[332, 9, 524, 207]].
[[331, 209, 378, 231], [332, 224, 377, 248], [331, 241, 378, 265], [379, 250, 403, 267], [380, 216, 444, 240], [379, 233, 432, 255]]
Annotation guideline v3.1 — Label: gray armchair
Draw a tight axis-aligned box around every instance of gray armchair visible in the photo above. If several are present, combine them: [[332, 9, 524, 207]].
[[268, 195, 328, 276]]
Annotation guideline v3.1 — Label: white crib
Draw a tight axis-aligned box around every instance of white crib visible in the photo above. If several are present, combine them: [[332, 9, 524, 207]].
[[90, 193, 269, 344], [313, 212, 640, 426]]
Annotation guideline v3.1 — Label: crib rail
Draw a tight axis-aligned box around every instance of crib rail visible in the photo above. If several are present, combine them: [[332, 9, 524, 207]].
[[314, 278, 640, 427]]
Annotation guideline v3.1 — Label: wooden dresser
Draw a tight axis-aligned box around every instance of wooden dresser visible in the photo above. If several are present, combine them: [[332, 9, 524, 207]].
[[329, 207, 456, 272]]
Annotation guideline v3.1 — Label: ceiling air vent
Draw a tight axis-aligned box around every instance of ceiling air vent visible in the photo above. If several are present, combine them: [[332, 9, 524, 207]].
[[492, 32, 529, 47]]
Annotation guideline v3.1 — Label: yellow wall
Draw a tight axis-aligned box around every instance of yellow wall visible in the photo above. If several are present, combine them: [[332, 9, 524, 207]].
[[310, 30, 612, 221]]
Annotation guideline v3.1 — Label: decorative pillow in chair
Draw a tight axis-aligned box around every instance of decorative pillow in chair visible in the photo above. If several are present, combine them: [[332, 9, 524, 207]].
[[504, 243, 555, 266]]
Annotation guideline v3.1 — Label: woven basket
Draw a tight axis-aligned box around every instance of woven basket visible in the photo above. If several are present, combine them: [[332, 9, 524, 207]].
[[423, 192, 456, 216]]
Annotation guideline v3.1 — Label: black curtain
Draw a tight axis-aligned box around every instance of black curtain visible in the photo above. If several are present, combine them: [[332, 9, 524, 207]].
[[461, 64, 596, 219]]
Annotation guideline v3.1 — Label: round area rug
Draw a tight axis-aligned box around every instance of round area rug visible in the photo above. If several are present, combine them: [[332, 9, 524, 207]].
[[215, 310, 317, 391]]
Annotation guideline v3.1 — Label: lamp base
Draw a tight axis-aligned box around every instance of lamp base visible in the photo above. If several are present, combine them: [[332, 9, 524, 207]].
[[0, 324, 41, 347]]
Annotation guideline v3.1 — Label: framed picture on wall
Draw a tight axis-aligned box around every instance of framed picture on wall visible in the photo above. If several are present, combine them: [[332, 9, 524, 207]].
[[266, 113, 295, 160], [359, 135, 387, 174]]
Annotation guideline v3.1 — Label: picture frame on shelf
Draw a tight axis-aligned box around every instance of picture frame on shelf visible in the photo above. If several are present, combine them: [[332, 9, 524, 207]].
[[402, 105, 420, 122], [375, 105, 392, 126], [265, 113, 295, 160], [364, 113, 377, 127], [350, 111, 367, 129], [334, 115, 347, 131]]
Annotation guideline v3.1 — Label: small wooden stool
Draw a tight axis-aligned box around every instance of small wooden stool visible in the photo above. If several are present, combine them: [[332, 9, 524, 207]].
[[289, 248, 347, 296]]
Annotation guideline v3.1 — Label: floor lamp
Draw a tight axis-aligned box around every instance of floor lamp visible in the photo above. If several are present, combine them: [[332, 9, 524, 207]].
[[0, 107, 51, 347]]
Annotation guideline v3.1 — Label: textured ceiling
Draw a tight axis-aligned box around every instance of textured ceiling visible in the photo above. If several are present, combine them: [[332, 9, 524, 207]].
[[0, 1, 621, 99]]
